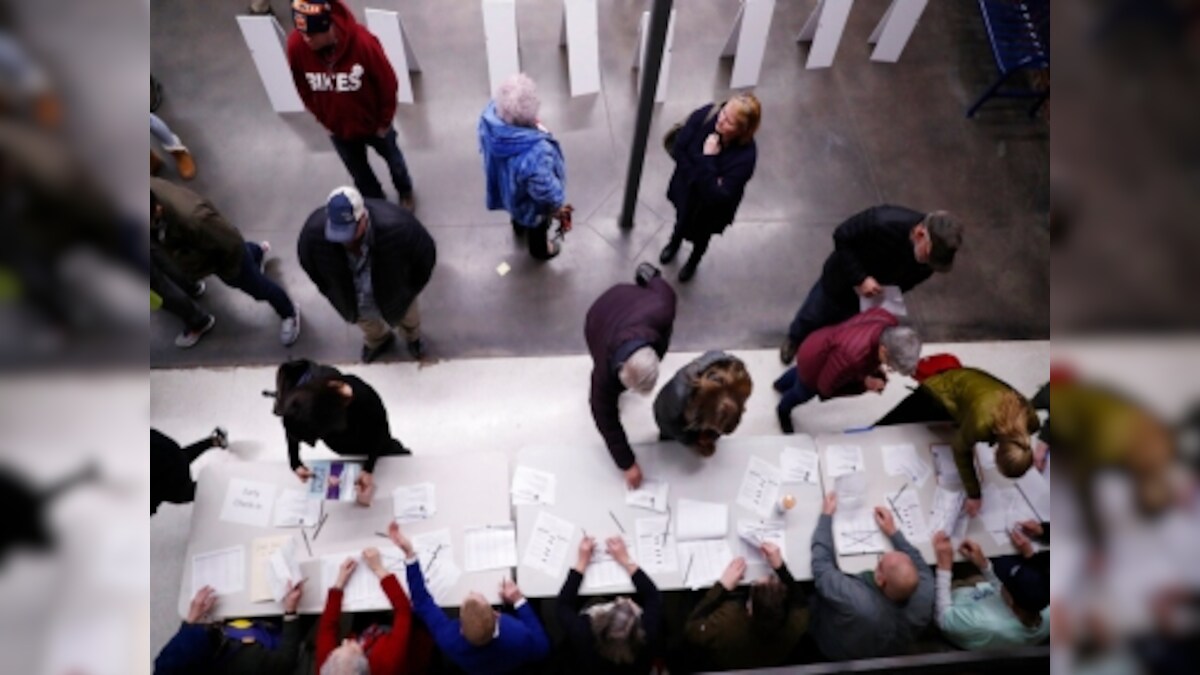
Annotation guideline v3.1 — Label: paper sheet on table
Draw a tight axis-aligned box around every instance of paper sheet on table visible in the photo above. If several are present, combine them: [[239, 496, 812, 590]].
[[463, 523, 518, 572], [859, 285, 907, 316], [625, 480, 669, 512], [736, 456, 784, 517], [825, 444, 865, 478], [882, 444, 932, 488], [309, 460, 360, 502], [736, 519, 786, 563], [1013, 470, 1050, 522], [267, 538, 302, 603], [321, 547, 404, 611], [929, 487, 968, 542], [393, 482, 437, 523], [834, 473, 886, 554], [980, 485, 1015, 545], [522, 511, 575, 577], [583, 536, 635, 591], [676, 499, 728, 541], [511, 466, 556, 506], [249, 535, 294, 602], [780, 443, 820, 484], [930, 444, 963, 489], [885, 486, 928, 543], [411, 529, 461, 604], [678, 540, 734, 590], [976, 442, 998, 471], [192, 546, 246, 597], [219, 478, 276, 528], [635, 516, 679, 573], [273, 488, 322, 527]]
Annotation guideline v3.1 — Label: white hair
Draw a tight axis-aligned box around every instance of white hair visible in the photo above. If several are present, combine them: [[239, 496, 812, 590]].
[[880, 326, 921, 376], [494, 73, 540, 127], [320, 647, 369, 675], [618, 346, 660, 395]]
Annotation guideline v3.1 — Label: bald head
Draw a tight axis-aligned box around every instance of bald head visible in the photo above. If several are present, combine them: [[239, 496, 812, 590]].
[[875, 551, 919, 602]]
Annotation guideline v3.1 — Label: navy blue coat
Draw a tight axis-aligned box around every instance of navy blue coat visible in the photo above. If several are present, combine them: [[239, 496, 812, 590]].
[[666, 103, 757, 239]]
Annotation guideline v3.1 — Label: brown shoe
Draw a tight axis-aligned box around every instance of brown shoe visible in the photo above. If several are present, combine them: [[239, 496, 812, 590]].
[[151, 150, 163, 176], [171, 149, 197, 180]]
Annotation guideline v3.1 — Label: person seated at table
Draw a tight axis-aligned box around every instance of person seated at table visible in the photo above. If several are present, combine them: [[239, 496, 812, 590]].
[[151, 426, 228, 515], [317, 543, 433, 675], [392, 523, 550, 674], [274, 358, 412, 506], [810, 493, 933, 661], [874, 364, 1040, 517], [932, 531, 1050, 650], [773, 307, 920, 434], [155, 581, 304, 675], [683, 542, 809, 670], [556, 535, 663, 673], [653, 350, 752, 457], [586, 262, 677, 489]]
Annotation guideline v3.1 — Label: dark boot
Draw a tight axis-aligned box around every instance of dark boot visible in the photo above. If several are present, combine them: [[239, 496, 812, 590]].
[[659, 238, 681, 264]]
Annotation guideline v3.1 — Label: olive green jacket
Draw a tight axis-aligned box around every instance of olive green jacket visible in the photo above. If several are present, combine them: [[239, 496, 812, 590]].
[[151, 177, 245, 282]]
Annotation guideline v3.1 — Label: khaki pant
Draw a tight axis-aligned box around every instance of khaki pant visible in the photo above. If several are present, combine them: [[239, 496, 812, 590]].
[[356, 299, 421, 348]]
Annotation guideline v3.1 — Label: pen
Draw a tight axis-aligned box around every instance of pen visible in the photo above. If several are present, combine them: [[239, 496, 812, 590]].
[[300, 527, 313, 557], [427, 544, 443, 570], [312, 512, 329, 541], [895, 482, 909, 501], [661, 505, 672, 545], [683, 554, 694, 586], [609, 510, 626, 534], [375, 531, 390, 540]]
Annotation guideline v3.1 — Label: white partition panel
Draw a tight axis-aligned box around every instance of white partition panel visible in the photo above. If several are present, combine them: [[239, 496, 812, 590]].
[[633, 9, 677, 103], [720, 0, 776, 89], [482, 0, 520, 95], [795, 0, 856, 69], [364, 8, 420, 104], [561, 0, 601, 96], [237, 15, 305, 113], [868, 0, 928, 62]]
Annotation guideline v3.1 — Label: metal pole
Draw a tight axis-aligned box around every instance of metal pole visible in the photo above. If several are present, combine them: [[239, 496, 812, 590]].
[[619, 0, 673, 229]]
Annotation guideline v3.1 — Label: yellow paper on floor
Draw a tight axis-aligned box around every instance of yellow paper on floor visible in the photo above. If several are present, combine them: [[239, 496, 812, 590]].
[[249, 535, 294, 603]]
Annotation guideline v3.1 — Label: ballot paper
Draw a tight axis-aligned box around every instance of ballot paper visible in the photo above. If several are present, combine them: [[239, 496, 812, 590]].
[[736, 456, 784, 517], [1013, 470, 1050, 522], [635, 516, 679, 573], [249, 535, 294, 602], [676, 499, 729, 541], [625, 480, 669, 512], [583, 536, 635, 591], [411, 529, 462, 604], [511, 466, 556, 506], [273, 488, 322, 527], [192, 546, 246, 597], [522, 511, 575, 577], [463, 523, 518, 572], [929, 487, 968, 542], [678, 540, 734, 590], [780, 444, 820, 484], [980, 485, 1016, 545], [859, 285, 907, 316], [309, 460, 360, 502], [930, 445, 963, 490], [882, 444, 932, 488], [976, 442, 998, 471], [219, 478, 276, 528], [321, 547, 404, 611], [393, 482, 437, 523], [736, 519, 786, 563], [834, 473, 886, 555], [825, 444, 865, 478], [267, 538, 302, 603], [885, 486, 928, 543]]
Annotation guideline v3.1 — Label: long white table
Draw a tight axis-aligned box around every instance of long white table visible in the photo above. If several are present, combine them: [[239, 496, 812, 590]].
[[514, 435, 825, 597], [178, 453, 511, 619]]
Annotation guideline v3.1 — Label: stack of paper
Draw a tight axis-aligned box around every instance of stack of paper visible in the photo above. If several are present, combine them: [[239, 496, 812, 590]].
[[309, 460, 360, 502], [249, 535, 295, 602], [675, 499, 728, 541], [266, 538, 302, 602], [463, 523, 518, 572], [678, 540, 734, 589], [825, 444, 865, 478], [393, 483, 437, 524], [882, 444, 932, 487], [736, 519, 785, 563], [273, 489, 322, 527], [780, 443, 820, 484], [521, 511, 575, 577], [511, 466, 556, 505], [625, 480, 669, 512], [634, 516, 679, 573], [192, 546, 246, 597], [320, 548, 404, 611], [929, 487, 968, 542], [583, 536, 635, 591], [410, 529, 462, 603], [736, 456, 784, 517], [220, 478, 276, 528], [834, 473, 886, 555]]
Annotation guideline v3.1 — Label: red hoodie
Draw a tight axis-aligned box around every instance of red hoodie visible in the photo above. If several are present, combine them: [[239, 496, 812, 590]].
[[287, 0, 398, 139]]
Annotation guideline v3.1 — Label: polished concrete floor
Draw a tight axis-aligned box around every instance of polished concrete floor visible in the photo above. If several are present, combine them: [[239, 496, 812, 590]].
[[149, 0, 1049, 368]]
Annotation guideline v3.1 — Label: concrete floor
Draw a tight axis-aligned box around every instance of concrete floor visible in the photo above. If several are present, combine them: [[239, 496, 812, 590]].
[[149, 0, 1049, 368]]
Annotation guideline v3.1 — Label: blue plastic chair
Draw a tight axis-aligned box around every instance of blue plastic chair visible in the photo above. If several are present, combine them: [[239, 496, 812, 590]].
[[967, 0, 1049, 118]]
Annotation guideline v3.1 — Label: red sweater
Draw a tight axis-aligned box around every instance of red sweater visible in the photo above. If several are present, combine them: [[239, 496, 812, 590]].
[[796, 307, 898, 399], [317, 573, 413, 674], [286, 0, 398, 139]]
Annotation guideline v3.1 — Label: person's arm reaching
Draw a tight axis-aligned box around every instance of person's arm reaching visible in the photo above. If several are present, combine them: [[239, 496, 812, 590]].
[[631, 568, 664, 648], [952, 430, 983, 499], [502, 579, 550, 660], [830, 208, 877, 289], [590, 368, 636, 470]]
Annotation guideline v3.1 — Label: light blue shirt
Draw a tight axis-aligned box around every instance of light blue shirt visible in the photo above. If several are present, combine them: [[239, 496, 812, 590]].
[[935, 568, 1049, 650]]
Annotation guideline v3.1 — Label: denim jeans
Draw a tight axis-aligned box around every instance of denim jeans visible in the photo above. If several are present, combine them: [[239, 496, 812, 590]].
[[774, 366, 817, 429], [330, 128, 413, 200], [225, 242, 295, 319], [786, 280, 857, 345]]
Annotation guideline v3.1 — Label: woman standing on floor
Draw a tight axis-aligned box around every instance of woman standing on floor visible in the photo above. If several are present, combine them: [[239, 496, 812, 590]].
[[660, 93, 761, 282]]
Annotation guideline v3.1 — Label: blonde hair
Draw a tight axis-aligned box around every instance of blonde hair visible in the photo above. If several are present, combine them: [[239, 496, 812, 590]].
[[994, 391, 1034, 478], [725, 93, 762, 145], [460, 596, 496, 646], [685, 359, 753, 443]]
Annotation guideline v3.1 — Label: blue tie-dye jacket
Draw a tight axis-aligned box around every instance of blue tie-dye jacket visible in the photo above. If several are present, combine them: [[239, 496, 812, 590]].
[[478, 100, 566, 228]]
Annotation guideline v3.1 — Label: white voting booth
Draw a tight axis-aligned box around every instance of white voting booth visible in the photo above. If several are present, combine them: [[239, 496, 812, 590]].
[[559, 0, 601, 97], [796, 0, 855, 69], [364, 8, 421, 104], [632, 8, 677, 103], [482, 0, 520, 95], [236, 15, 305, 113], [868, 0, 929, 62], [721, 0, 775, 89]]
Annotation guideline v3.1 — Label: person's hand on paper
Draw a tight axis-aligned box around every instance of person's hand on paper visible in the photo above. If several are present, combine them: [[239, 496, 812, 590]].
[[874, 506, 899, 537], [294, 466, 313, 482], [355, 471, 375, 507], [1010, 528, 1036, 559], [363, 547, 388, 578], [865, 373, 888, 393], [1033, 441, 1049, 473], [719, 557, 747, 591], [822, 492, 837, 515], [932, 531, 953, 570], [574, 536, 596, 573], [282, 579, 305, 614], [334, 558, 357, 590], [624, 463, 644, 489], [760, 541, 784, 570], [965, 498, 982, 518], [856, 276, 882, 297], [187, 586, 217, 624], [389, 521, 415, 559], [607, 536, 636, 574], [500, 578, 524, 606], [958, 539, 989, 571]]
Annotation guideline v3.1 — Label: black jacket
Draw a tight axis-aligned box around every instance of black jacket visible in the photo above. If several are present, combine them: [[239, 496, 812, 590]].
[[585, 277, 677, 470], [820, 205, 931, 305], [298, 199, 436, 324], [281, 366, 402, 474], [555, 568, 663, 674], [666, 103, 757, 239]]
